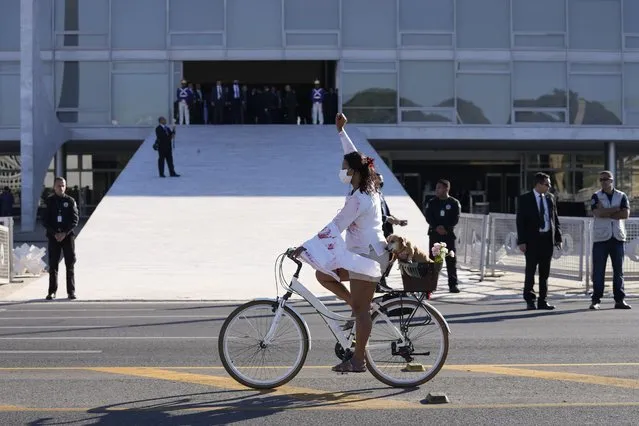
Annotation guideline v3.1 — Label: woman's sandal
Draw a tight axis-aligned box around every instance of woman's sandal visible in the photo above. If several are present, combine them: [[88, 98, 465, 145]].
[[331, 358, 367, 373]]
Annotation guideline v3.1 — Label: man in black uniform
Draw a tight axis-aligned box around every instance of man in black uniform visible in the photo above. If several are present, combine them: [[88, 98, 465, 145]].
[[425, 179, 461, 293], [43, 177, 79, 300]]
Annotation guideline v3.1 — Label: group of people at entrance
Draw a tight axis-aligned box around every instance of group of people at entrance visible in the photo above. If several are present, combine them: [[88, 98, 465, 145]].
[[174, 79, 338, 126]]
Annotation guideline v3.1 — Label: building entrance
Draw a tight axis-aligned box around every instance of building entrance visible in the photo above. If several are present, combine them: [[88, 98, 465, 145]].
[[392, 161, 523, 214], [181, 60, 337, 125]]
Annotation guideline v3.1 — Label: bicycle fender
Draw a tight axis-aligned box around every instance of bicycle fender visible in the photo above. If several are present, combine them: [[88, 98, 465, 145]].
[[252, 298, 313, 351], [378, 297, 452, 336]]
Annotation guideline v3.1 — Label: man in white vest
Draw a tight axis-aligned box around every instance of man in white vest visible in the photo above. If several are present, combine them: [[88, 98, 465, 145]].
[[590, 170, 632, 310]]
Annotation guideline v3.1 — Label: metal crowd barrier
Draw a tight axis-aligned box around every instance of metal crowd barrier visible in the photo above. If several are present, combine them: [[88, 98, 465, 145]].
[[0, 217, 14, 284], [455, 213, 639, 292]]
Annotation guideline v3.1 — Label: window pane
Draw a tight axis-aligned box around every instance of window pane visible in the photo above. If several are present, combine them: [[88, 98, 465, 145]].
[[456, 73, 511, 124], [342, 108, 397, 124], [342, 0, 397, 48], [0, 0, 19, 51], [514, 62, 567, 108], [66, 155, 78, 169], [112, 73, 169, 126], [513, 34, 565, 49], [0, 73, 20, 126], [82, 155, 92, 169], [624, 0, 639, 34], [342, 73, 397, 108], [112, 0, 167, 49], [512, 0, 566, 32], [169, 0, 224, 32], [227, 0, 282, 48], [569, 0, 621, 50], [399, 0, 454, 32], [54, 0, 109, 48], [569, 74, 622, 124], [456, 0, 510, 48], [399, 61, 454, 108], [515, 110, 566, 124], [38, 0, 53, 50], [624, 63, 639, 110], [55, 61, 110, 122], [285, 0, 339, 30]]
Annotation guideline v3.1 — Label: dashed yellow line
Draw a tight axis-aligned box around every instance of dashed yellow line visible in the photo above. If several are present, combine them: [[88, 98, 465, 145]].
[[445, 365, 639, 390]]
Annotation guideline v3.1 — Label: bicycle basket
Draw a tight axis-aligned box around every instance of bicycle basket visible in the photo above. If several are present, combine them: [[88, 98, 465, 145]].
[[398, 261, 443, 292]]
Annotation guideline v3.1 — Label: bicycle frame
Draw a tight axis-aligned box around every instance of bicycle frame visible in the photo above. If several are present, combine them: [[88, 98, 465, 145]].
[[264, 254, 409, 354]]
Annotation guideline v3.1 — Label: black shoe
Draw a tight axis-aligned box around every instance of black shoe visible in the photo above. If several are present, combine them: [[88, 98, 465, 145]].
[[45, 293, 55, 300], [170, 173, 180, 177], [526, 301, 537, 310], [449, 285, 460, 293], [614, 301, 632, 309], [538, 301, 556, 310], [68, 293, 76, 300]]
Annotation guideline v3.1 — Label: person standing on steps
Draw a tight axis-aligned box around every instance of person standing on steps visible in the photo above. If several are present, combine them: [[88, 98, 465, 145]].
[[516, 172, 562, 311], [425, 179, 461, 293], [154, 116, 180, 178], [589, 170, 632, 310], [44, 177, 79, 300]]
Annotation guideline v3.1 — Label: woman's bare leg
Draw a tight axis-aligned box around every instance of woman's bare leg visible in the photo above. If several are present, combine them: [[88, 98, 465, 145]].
[[316, 270, 352, 307], [349, 278, 377, 363]]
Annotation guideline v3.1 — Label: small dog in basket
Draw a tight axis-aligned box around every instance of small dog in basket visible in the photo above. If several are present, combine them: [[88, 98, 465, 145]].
[[386, 234, 433, 263]]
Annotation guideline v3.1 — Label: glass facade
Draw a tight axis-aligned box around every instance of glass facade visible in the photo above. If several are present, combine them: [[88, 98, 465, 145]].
[[1, 0, 639, 127]]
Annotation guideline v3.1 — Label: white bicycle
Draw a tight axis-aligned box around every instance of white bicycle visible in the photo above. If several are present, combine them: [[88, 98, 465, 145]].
[[218, 248, 451, 389]]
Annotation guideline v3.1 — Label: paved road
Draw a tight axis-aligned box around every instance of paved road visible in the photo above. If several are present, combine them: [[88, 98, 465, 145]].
[[0, 296, 636, 425]]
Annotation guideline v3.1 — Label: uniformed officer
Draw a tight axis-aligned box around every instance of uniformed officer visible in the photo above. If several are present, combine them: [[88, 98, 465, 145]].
[[43, 177, 79, 300], [176, 80, 193, 125], [424, 179, 461, 293], [311, 80, 325, 125]]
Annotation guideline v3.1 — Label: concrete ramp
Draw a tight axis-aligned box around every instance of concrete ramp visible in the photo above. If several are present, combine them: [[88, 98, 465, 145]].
[[8, 125, 430, 301]]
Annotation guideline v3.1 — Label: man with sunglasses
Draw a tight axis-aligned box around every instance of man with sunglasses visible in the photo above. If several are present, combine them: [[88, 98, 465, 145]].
[[589, 171, 632, 310], [516, 172, 563, 310]]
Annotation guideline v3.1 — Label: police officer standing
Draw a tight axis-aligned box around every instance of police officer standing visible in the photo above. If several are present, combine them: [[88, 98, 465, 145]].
[[425, 179, 461, 293], [43, 177, 79, 300]]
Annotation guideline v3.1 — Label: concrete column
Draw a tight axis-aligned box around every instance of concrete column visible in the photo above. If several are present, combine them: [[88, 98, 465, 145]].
[[605, 141, 617, 178], [19, 0, 70, 232], [20, 0, 36, 232], [54, 147, 65, 178]]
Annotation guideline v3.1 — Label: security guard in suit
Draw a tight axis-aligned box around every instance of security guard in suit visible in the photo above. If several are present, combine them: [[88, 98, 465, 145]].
[[424, 179, 461, 293], [43, 177, 79, 300]]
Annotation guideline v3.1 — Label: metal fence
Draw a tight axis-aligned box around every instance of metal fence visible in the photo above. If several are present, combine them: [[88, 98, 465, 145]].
[[456, 213, 639, 291], [0, 224, 10, 284]]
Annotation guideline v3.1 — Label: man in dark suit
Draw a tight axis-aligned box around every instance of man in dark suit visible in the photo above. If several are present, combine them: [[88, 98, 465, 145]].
[[516, 172, 562, 310], [154, 116, 180, 178]]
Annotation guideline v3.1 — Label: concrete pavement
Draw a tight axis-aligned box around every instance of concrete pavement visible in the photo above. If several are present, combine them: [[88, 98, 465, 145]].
[[0, 299, 637, 424]]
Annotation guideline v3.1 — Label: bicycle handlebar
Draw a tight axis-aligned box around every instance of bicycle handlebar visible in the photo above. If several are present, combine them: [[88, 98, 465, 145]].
[[285, 247, 303, 277]]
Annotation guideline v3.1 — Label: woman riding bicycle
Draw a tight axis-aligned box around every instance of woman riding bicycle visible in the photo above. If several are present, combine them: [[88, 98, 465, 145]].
[[293, 113, 390, 373]]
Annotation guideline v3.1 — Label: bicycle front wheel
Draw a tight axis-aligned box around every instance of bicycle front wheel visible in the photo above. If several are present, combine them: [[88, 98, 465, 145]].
[[218, 300, 309, 389], [366, 298, 449, 388]]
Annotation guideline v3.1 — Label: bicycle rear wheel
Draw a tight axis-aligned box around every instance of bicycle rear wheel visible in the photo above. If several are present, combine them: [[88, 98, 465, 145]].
[[366, 298, 449, 388], [218, 300, 309, 389]]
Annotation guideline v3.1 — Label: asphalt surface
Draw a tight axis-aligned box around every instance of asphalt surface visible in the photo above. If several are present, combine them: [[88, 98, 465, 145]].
[[0, 296, 637, 425]]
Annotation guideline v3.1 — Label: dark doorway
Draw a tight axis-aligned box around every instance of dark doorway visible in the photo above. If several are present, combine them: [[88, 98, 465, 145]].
[[181, 60, 337, 125], [392, 161, 522, 214]]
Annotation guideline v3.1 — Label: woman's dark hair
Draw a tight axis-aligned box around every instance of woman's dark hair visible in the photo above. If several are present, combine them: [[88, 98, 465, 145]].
[[344, 151, 378, 194]]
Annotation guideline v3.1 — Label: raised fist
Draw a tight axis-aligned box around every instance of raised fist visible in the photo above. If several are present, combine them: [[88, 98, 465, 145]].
[[336, 113, 347, 131]]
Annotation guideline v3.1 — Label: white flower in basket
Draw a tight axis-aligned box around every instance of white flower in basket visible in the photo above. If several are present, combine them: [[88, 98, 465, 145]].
[[431, 242, 455, 264]]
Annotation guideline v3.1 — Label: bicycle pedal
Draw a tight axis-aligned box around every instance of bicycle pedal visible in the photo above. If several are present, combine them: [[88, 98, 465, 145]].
[[402, 363, 426, 372]]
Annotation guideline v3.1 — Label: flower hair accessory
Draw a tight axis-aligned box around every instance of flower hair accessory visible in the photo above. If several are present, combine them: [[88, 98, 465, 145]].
[[366, 157, 375, 168]]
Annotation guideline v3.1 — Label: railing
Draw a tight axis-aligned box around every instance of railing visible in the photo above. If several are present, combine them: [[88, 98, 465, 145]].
[[456, 213, 639, 292]]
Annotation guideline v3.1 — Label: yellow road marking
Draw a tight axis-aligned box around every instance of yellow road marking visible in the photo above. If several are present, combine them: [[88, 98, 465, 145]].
[[0, 362, 638, 371], [87, 367, 421, 410], [2, 401, 639, 412], [445, 365, 639, 390]]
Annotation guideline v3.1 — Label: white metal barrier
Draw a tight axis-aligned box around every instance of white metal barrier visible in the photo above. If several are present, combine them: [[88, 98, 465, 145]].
[[0, 217, 13, 283], [456, 213, 639, 291]]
